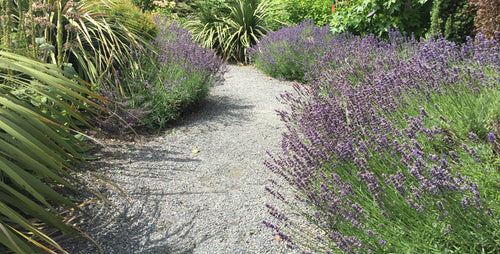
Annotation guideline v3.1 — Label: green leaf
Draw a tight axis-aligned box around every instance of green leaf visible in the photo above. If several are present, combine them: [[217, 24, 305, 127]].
[[0, 51, 118, 253]]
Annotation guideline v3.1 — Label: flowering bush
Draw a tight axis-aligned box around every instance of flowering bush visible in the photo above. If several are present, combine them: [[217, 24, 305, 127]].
[[151, 0, 177, 19], [249, 20, 410, 83], [94, 18, 226, 131], [249, 20, 335, 81], [263, 28, 500, 253]]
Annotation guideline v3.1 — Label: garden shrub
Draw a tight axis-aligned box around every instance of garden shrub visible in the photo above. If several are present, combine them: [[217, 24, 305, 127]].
[[469, 0, 500, 40], [331, 0, 433, 38], [430, 0, 476, 43], [249, 20, 335, 82], [263, 28, 500, 253], [150, 0, 197, 20], [281, 0, 332, 26], [186, 0, 275, 62], [250, 20, 409, 83], [132, 0, 156, 11], [95, 18, 226, 131], [98, 0, 158, 41]]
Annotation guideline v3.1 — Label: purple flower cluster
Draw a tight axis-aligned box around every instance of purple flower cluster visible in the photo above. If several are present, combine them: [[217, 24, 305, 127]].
[[249, 19, 335, 81], [154, 18, 226, 85], [94, 18, 226, 131], [263, 29, 500, 253]]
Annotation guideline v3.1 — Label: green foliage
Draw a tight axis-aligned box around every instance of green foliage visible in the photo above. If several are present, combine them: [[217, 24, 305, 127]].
[[186, 0, 274, 62], [184, 1, 230, 58], [331, 0, 433, 37], [249, 20, 335, 81], [151, 1, 176, 19], [139, 64, 212, 128], [99, 0, 158, 40], [99, 20, 226, 130], [384, 65, 500, 252], [0, 0, 157, 100], [282, 0, 333, 26], [430, 0, 476, 43], [132, 0, 156, 11], [151, 0, 197, 20], [0, 51, 116, 253], [71, 0, 157, 87]]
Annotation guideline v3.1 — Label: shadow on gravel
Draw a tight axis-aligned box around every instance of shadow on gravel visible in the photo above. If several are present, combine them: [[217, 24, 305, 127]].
[[131, 190, 216, 254], [89, 143, 201, 179], [64, 188, 212, 254], [129, 189, 226, 197], [93, 144, 200, 164], [176, 95, 255, 129]]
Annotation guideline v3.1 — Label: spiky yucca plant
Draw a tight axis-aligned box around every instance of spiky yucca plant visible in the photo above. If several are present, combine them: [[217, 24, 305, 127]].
[[186, 0, 273, 62]]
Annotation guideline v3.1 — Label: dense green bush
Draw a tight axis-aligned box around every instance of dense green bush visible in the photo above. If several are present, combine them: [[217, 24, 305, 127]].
[[281, 0, 332, 26], [331, 0, 433, 37], [132, 0, 156, 11], [430, 0, 476, 43]]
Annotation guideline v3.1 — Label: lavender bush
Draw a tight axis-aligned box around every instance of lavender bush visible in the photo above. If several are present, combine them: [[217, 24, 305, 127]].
[[94, 18, 226, 131], [263, 29, 500, 253], [249, 20, 415, 83], [248, 20, 335, 81]]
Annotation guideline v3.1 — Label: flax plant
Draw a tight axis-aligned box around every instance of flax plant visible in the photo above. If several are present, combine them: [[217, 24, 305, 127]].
[[0, 51, 122, 253], [0, 0, 157, 95]]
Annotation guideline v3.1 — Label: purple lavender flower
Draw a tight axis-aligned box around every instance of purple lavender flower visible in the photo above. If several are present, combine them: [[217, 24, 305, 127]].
[[262, 25, 499, 253], [488, 133, 495, 144], [469, 132, 478, 143], [94, 17, 226, 130]]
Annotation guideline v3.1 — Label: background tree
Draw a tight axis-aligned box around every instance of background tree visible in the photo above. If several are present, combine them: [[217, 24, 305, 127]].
[[430, 0, 476, 43], [331, 0, 433, 38]]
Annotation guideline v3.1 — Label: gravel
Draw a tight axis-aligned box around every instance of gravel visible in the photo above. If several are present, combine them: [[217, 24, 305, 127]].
[[61, 65, 301, 254]]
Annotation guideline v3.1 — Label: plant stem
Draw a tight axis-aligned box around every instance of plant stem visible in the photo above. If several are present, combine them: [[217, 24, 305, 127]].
[[56, 0, 63, 68], [2, 0, 11, 48]]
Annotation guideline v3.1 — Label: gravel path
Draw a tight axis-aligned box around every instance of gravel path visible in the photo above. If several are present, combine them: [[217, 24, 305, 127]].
[[63, 65, 299, 253]]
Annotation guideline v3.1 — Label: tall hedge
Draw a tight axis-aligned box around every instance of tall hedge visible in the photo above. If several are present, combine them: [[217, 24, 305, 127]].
[[430, 0, 476, 43]]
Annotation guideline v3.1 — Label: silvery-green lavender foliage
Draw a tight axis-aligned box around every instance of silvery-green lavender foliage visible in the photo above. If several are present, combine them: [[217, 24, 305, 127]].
[[95, 18, 226, 131], [262, 26, 500, 253], [249, 19, 335, 82]]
